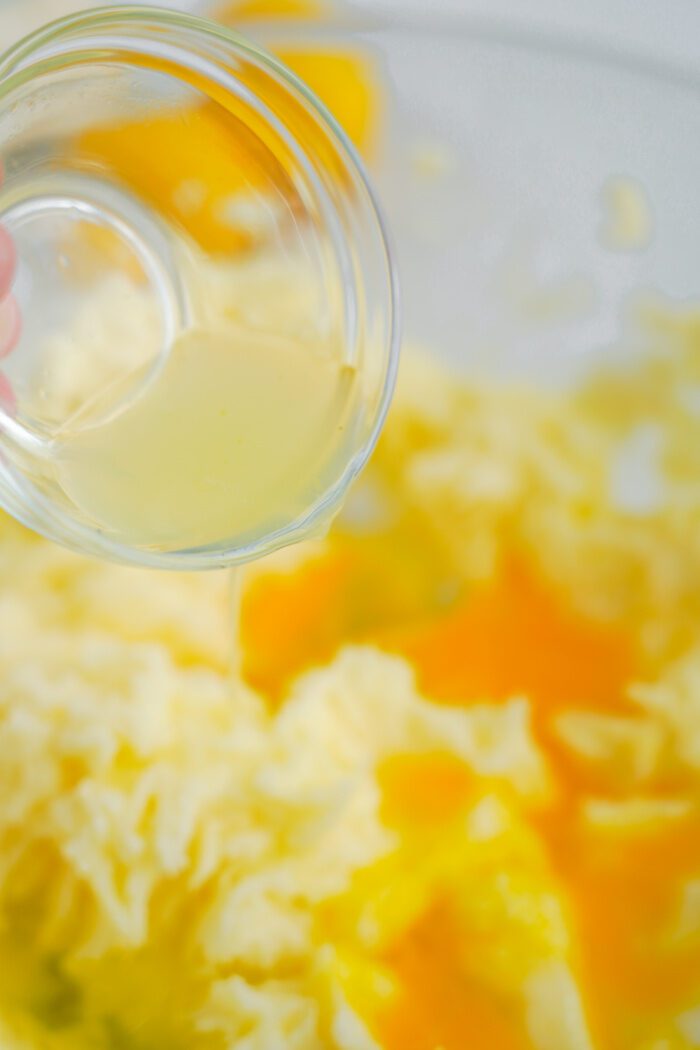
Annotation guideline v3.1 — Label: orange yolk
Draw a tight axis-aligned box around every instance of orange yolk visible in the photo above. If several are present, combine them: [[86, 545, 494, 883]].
[[379, 752, 473, 830], [241, 549, 634, 723], [379, 901, 526, 1050], [241, 531, 444, 701], [242, 548, 357, 700], [554, 813, 700, 1050], [376, 560, 634, 720]]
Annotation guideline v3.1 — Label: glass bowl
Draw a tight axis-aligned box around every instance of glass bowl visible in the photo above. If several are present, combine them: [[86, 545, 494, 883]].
[[0, 4, 399, 569]]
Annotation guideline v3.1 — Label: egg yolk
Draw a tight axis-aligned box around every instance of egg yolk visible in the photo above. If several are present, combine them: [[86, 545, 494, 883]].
[[376, 560, 634, 718], [241, 547, 634, 718], [550, 812, 700, 1050], [379, 752, 473, 830], [379, 900, 525, 1050]]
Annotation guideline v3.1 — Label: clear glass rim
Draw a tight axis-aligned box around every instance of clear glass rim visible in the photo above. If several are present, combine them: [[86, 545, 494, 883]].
[[0, 4, 401, 570]]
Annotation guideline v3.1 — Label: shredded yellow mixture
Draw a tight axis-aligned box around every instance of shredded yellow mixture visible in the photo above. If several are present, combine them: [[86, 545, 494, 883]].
[[1, 300, 700, 1049]]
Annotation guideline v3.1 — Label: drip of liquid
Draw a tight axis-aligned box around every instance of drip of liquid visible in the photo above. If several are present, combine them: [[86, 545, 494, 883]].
[[228, 566, 244, 683], [51, 326, 358, 551]]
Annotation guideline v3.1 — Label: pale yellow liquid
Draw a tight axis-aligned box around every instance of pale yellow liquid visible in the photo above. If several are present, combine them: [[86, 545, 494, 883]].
[[52, 327, 357, 550]]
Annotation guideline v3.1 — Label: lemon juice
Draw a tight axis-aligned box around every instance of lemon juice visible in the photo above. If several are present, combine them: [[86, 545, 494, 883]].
[[52, 326, 358, 551]]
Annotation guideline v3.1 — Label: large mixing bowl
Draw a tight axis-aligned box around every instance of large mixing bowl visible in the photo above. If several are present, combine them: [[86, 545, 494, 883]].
[[0, 3, 699, 1050], [3, 0, 698, 382]]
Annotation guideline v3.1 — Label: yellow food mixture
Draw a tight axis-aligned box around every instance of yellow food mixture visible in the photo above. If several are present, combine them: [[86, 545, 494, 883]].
[[2, 299, 700, 1048]]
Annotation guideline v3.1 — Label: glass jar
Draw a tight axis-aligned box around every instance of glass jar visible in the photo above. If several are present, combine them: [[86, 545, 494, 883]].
[[0, 5, 400, 569]]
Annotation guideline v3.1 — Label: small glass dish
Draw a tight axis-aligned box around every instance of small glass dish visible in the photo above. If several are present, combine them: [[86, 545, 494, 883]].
[[0, 5, 399, 569]]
